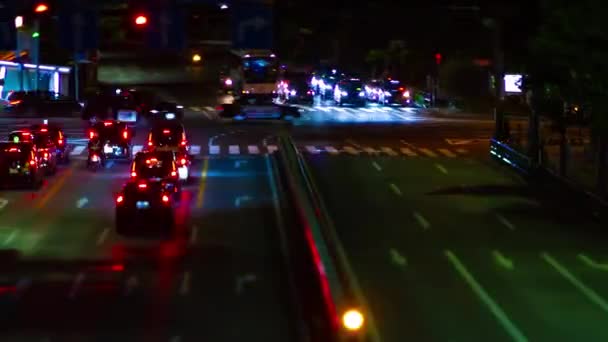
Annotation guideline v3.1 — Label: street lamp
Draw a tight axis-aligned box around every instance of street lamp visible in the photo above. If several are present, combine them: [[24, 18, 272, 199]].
[[34, 3, 49, 13], [134, 15, 148, 26], [14, 16, 23, 28], [33, 3, 50, 91], [219, 3, 229, 10]]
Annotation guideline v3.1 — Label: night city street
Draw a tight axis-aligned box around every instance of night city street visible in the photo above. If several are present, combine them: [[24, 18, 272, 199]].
[[1, 0, 607, 341]]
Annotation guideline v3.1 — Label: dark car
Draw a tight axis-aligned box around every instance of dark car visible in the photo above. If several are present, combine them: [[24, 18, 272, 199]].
[[115, 180, 176, 236], [148, 102, 185, 121], [334, 79, 367, 107], [88, 120, 134, 160], [2, 91, 82, 117], [277, 72, 314, 104], [380, 79, 412, 106], [8, 130, 58, 175], [129, 151, 181, 192], [82, 89, 141, 123], [0, 142, 44, 188], [146, 121, 189, 157], [30, 123, 69, 163], [219, 94, 300, 120]]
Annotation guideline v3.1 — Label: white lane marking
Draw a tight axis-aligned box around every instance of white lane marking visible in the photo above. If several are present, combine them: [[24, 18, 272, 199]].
[[400, 147, 417, 157], [578, 254, 608, 272], [132, 145, 143, 154], [2, 230, 18, 246], [372, 161, 382, 171], [360, 108, 374, 113], [492, 250, 514, 270], [413, 211, 430, 230], [446, 250, 528, 342], [380, 147, 398, 156], [325, 146, 339, 154], [0, 198, 8, 210], [204, 106, 215, 112], [438, 148, 457, 158], [190, 226, 199, 245], [76, 197, 89, 208], [179, 271, 191, 296], [69, 273, 86, 299], [456, 148, 469, 154], [419, 148, 438, 157], [389, 248, 407, 268], [190, 145, 201, 155], [229, 145, 240, 155], [209, 145, 220, 155], [543, 252, 608, 314], [346, 139, 362, 148], [435, 163, 448, 174], [305, 146, 320, 154], [96, 228, 110, 246], [400, 140, 417, 148], [248, 145, 260, 154], [343, 146, 361, 155], [389, 183, 402, 196], [267, 145, 278, 153], [235, 273, 258, 294], [496, 213, 516, 231], [70, 145, 86, 156], [334, 107, 346, 112], [234, 195, 252, 207]]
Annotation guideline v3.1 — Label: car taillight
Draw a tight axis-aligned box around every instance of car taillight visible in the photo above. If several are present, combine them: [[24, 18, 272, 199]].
[[123, 130, 128, 139], [138, 183, 147, 189], [162, 195, 170, 203], [180, 158, 187, 165], [91, 154, 99, 162], [131, 171, 137, 178], [170, 170, 177, 177], [215, 105, 223, 111], [116, 195, 124, 204], [180, 140, 187, 146], [57, 139, 63, 145], [43, 152, 49, 159], [89, 131, 96, 139], [148, 141, 153, 147], [9, 100, 22, 105], [29, 159, 36, 166]]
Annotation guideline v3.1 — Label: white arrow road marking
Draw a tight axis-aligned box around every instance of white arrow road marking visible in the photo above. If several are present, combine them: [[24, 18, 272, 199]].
[[0, 198, 8, 210]]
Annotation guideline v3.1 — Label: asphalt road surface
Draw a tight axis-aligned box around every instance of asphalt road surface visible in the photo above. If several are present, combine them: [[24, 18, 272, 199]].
[[3, 87, 604, 341]]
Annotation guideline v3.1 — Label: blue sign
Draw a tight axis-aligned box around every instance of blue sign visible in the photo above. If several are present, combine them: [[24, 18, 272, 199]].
[[58, 8, 99, 51], [232, 3, 273, 49], [146, 8, 185, 50], [0, 6, 17, 50]]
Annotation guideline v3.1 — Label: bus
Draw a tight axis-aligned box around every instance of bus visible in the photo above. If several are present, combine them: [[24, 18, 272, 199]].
[[231, 50, 280, 95]]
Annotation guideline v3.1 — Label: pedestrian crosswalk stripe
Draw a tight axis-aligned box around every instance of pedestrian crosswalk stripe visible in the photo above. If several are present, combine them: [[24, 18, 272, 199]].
[[456, 148, 468, 154], [325, 146, 339, 154], [400, 147, 417, 156], [343, 146, 360, 155], [132, 145, 144, 154], [248, 145, 260, 154], [229, 145, 240, 154], [419, 148, 437, 157], [70, 145, 86, 156], [267, 145, 278, 153], [204, 106, 215, 112], [317, 107, 330, 112], [439, 148, 457, 158], [190, 106, 202, 112], [190, 145, 201, 155], [335, 107, 347, 112], [209, 145, 220, 155], [360, 108, 374, 113], [381, 147, 398, 156], [306, 146, 320, 154]]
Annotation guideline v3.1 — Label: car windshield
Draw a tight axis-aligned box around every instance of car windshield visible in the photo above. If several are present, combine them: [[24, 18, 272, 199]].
[[237, 95, 275, 106], [0, 144, 31, 163], [134, 157, 172, 178]]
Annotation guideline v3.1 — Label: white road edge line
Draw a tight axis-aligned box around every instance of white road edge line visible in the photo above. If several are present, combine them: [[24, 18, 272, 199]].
[[435, 163, 448, 174], [389, 183, 402, 196], [446, 250, 528, 342], [578, 254, 608, 271], [372, 161, 382, 171], [542, 252, 608, 314], [0, 198, 9, 210], [179, 271, 191, 296], [496, 213, 516, 231], [96, 228, 110, 246], [413, 211, 430, 230]]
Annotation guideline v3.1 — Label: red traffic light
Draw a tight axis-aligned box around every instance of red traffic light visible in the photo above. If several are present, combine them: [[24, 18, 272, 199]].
[[34, 3, 49, 13], [134, 15, 148, 26], [435, 53, 442, 65]]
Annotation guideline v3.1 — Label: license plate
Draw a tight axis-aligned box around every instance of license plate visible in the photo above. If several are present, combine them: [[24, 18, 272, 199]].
[[136, 201, 150, 209], [9, 168, 19, 174]]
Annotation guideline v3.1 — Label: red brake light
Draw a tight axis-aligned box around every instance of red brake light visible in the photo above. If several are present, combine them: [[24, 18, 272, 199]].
[[180, 140, 187, 146], [40, 128, 48, 132], [43, 152, 49, 159], [9, 100, 22, 105], [163, 129, 171, 134], [8, 147, 19, 152], [116, 195, 124, 203], [104, 121, 113, 126], [30, 159, 36, 166], [57, 139, 63, 145], [148, 141, 153, 147], [138, 183, 147, 189], [215, 105, 223, 111], [170, 171, 177, 177], [22, 132, 30, 136], [111, 264, 124, 272], [89, 131, 96, 139], [180, 158, 187, 165], [162, 195, 170, 203], [123, 130, 128, 139], [91, 154, 99, 162], [131, 171, 137, 178]]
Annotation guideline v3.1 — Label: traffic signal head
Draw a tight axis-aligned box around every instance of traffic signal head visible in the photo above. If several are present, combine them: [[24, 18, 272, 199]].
[[134, 15, 148, 26], [435, 53, 442, 65], [34, 3, 49, 13]]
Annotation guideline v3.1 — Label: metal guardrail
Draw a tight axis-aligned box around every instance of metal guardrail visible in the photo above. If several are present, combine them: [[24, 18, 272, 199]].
[[275, 133, 373, 342], [490, 138, 534, 174]]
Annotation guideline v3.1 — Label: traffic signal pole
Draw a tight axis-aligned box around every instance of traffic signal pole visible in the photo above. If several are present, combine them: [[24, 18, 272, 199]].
[[34, 18, 40, 91]]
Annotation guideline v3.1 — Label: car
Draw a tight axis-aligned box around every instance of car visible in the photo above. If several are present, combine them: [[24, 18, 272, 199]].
[[88, 120, 134, 161], [2, 91, 82, 117], [8, 130, 58, 175], [82, 88, 143, 123], [380, 79, 412, 106], [0, 142, 44, 188], [334, 78, 367, 107], [148, 102, 185, 121], [365, 80, 384, 103], [146, 121, 189, 155], [276, 71, 314, 104], [129, 151, 183, 191], [29, 123, 69, 164], [115, 180, 176, 236], [218, 94, 300, 120], [311, 68, 340, 100]]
